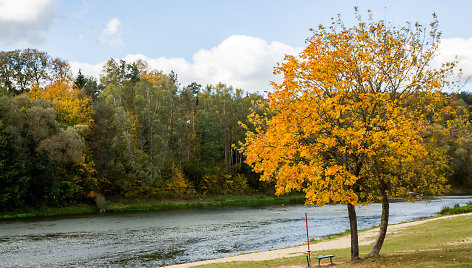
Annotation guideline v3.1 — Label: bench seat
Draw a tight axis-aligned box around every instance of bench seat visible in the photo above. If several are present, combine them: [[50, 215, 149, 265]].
[[313, 254, 335, 266]]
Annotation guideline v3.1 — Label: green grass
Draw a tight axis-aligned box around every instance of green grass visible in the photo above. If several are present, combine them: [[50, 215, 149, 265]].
[[310, 228, 351, 244], [196, 256, 307, 268], [0, 204, 98, 219], [0, 194, 305, 220], [440, 202, 472, 215], [107, 194, 305, 212], [195, 214, 472, 267]]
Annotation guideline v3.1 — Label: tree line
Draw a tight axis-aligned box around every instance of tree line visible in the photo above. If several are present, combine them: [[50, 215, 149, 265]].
[[0, 49, 268, 211], [1, 48, 472, 214]]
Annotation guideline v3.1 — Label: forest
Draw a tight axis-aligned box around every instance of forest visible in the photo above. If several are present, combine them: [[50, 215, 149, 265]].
[[1, 49, 472, 212], [0, 49, 271, 212]]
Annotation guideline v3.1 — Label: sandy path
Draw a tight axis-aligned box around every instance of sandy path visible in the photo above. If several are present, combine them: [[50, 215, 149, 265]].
[[164, 212, 472, 267]]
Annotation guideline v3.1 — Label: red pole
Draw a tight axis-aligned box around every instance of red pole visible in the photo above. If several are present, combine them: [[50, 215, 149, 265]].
[[305, 212, 311, 265]]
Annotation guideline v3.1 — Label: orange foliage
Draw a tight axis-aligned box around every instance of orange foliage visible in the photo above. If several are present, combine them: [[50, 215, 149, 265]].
[[240, 13, 456, 207], [29, 80, 94, 127], [142, 71, 167, 86]]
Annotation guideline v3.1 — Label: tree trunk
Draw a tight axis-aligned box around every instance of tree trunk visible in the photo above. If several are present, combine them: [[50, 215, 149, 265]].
[[367, 192, 389, 257], [347, 203, 360, 261]]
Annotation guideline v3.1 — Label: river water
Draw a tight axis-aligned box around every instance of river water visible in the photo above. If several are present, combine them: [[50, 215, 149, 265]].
[[0, 196, 471, 267]]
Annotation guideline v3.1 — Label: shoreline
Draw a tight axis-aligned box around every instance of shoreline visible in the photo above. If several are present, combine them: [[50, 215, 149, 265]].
[[0, 194, 305, 220], [164, 212, 472, 267], [2, 192, 468, 221]]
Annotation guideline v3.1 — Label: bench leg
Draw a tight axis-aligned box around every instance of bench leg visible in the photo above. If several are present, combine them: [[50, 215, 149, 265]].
[[330, 256, 333, 264], [318, 259, 321, 266]]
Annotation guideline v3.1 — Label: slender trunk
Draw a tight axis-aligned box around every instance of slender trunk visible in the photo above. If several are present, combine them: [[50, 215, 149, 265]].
[[345, 152, 360, 262], [230, 143, 234, 166], [347, 203, 360, 261], [147, 88, 153, 182], [112, 95, 137, 171], [223, 99, 228, 168], [150, 115, 153, 180], [367, 192, 389, 257]]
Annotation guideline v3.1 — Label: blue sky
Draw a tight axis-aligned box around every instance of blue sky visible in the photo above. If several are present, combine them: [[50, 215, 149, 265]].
[[1, 0, 471, 92]]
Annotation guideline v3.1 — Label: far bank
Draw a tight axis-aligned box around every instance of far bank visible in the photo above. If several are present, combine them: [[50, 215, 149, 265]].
[[0, 194, 305, 220]]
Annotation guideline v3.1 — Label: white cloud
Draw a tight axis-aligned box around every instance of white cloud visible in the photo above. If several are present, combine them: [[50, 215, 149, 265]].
[[103, 18, 120, 36], [99, 18, 123, 46], [70, 61, 104, 80], [436, 37, 472, 85], [71, 35, 472, 93], [72, 35, 301, 93], [0, 0, 57, 46]]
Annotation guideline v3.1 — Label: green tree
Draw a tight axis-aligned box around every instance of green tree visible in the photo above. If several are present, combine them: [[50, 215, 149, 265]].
[[0, 49, 71, 94], [0, 93, 90, 207], [74, 69, 86, 89]]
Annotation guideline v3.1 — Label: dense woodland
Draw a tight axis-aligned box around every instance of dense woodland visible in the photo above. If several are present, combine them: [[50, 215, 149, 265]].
[[0, 49, 472, 212], [0, 49, 269, 211]]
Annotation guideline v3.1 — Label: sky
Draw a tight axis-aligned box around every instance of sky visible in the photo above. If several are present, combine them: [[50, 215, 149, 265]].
[[1, 0, 472, 93]]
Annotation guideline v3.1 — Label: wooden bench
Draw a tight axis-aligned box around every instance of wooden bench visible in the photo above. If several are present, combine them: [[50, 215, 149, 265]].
[[313, 254, 335, 266]]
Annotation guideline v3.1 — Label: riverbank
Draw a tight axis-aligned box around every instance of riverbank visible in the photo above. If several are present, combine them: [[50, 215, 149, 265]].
[[2, 189, 469, 220], [0, 194, 305, 220], [166, 212, 472, 267]]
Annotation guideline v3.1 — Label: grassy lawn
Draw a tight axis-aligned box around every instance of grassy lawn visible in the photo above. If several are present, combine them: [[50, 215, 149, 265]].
[[196, 214, 472, 267]]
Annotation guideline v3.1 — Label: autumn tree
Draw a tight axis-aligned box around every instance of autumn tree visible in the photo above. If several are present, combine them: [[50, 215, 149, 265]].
[[29, 80, 94, 126], [240, 10, 457, 261]]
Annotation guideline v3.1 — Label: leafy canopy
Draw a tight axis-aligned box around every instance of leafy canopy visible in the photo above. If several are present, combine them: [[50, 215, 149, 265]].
[[241, 10, 457, 206]]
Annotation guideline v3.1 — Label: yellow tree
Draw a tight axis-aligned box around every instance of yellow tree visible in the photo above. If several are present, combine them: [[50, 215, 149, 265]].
[[240, 10, 456, 261], [29, 80, 94, 127]]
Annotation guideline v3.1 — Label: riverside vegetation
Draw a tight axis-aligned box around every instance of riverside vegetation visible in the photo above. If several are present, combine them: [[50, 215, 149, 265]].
[[0, 194, 305, 220], [440, 202, 472, 215]]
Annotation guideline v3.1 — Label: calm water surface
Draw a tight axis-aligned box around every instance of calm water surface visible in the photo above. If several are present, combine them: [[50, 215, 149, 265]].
[[0, 196, 471, 267]]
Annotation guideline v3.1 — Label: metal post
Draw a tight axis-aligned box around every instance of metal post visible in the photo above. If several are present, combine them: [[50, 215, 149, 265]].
[[305, 212, 311, 266]]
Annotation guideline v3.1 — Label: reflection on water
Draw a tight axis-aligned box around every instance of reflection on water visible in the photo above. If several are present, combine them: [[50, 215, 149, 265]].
[[0, 196, 470, 267]]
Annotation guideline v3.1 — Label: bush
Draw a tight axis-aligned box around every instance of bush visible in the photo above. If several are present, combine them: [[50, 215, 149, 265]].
[[201, 173, 252, 196], [163, 168, 195, 199], [440, 202, 472, 215]]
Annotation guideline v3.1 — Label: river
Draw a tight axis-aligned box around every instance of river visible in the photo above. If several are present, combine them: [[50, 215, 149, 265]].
[[0, 196, 471, 267]]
